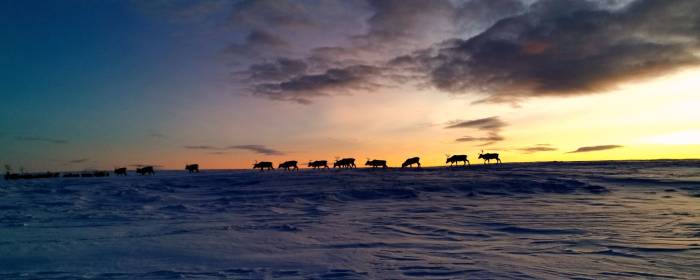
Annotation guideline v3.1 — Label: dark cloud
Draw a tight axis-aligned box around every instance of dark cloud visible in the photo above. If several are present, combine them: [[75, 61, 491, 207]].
[[15, 136, 68, 144], [247, 58, 308, 82], [184, 145, 222, 150], [233, 0, 525, 104], [445, 116, 507, 130], [454, 0, 526, 35], [568, 145, 623, 153], [144, 0, 699, 105], [184, 144, 284, 155], [251, 64, 384, 104], [418, 0, 700, 103], [455, 133, 504, 147], [356, 0, 454, 47], [446, 116, 507, 145], [230, 145, 284, 155], [225, 29, 290, 60]]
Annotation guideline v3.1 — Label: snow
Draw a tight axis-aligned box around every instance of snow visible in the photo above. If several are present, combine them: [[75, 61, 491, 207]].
[[1, 160, 699, 279]]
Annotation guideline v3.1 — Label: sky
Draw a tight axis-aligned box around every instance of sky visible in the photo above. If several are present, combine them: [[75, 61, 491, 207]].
[[1, 0, 699, 171]]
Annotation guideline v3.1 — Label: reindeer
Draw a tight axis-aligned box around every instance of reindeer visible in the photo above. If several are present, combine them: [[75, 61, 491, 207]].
[[365, 159, 388, 168], [253, 161, 274, 171], [478, 150, 502, 164], [4, 165, 13, 180], [114, 167, 127, 176], [136, 166, 155, 175], [308, 160, 329, 169], [93, 171, 110, 177], [278, 160, 299, 171], [185, 164, 200, 173], [333, 158, 356, 168], [401, 157, 421, 168], [446, 154, 470, 166]]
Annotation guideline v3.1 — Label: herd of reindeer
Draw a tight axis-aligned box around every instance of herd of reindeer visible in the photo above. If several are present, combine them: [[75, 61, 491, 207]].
[[3, 152, 501, 180]]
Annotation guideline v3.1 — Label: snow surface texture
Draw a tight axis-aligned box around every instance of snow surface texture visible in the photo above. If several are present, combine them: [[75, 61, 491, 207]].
[[1, 160, 699, 279]]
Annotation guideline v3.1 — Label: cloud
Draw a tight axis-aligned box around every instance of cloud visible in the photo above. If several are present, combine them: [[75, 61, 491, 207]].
[[454, 0, 526, 35], [455, 133, 504, 146], [184, 144, 284, 155], [129, 164, 164, 168], [251, 64, 384, 104], [224, 29, 291, 60], [15, 136, 68, 144], [455, 134, 504, 142], [416, 0, 700, 103], [230, 145, 284, 155], [446, 116, 507, 145], [149, 132, 167, 139], [445, 116, 507, 130], [229, 0, 316, 28], [246, 58, 308, 82], [231, 0, 526, 104], [568, 145, 623, 153], [67, 158, 89, 164], [518, 144, 558, 153], [355, 0, 454, 48], [184, 145, 222, 150], [144, 0, 700, 106]]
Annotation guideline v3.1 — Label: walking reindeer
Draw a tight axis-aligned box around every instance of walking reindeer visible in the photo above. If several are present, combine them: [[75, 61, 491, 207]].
[[478, 150, 502, 164], [446, 154, 470, 166]]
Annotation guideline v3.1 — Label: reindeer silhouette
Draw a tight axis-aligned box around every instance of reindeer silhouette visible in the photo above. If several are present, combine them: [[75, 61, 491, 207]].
[[308, 160, 329, 169], [401, 157, 421, 168], [185, 163, 200, 173], [446, 154, 470, 166], [136, 166, 155, 175], [365, 159, 388, 168], [278, 160, 299, 171], [333, 158, 356, 168], [478, 150, 502, 164], [253, 161, 274, 171], [114, 167, 127, 176]]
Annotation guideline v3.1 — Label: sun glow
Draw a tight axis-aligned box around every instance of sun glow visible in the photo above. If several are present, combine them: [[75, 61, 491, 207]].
[[643, 130, 700, 145]]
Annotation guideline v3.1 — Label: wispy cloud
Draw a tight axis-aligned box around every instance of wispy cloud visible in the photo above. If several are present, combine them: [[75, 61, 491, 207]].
[[568, 145, 623, 153], [128, 164, 164, 168], [455, 134, 504, 143], [149, 132, 167, 139], [184, 144, 284, 155], [230, 145, 284, 155], [445, 117, 506, 130], [446, 116, 506, 145], [15, 136, 68, 144], [67, 158, 89, 164], [518, 144, 557, 154], [184, 145, 223, 150]]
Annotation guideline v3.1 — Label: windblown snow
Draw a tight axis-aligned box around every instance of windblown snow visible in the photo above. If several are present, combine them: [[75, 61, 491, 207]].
[[1, 160, 699, 279]]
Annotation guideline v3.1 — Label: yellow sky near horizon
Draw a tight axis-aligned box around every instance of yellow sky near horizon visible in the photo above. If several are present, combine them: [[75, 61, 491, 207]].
[[157, 66, 700, 169]]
